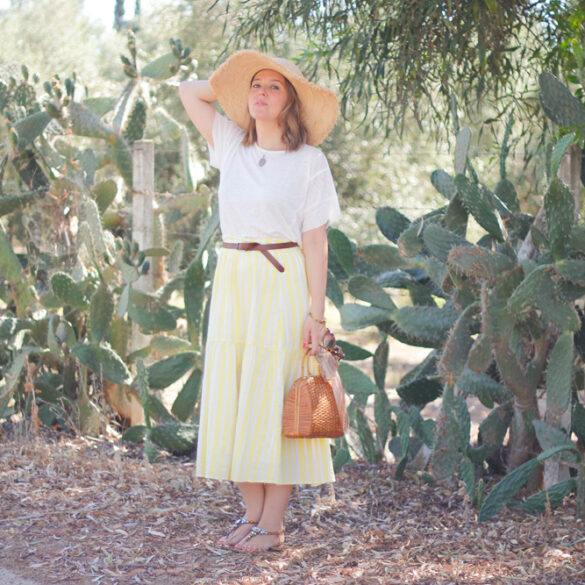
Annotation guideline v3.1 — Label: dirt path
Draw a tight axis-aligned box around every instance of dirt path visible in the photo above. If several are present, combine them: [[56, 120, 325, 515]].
[[2, 433, 584, 585]]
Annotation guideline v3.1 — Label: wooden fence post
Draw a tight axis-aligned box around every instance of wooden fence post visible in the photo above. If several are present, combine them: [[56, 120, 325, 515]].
[[128, 140, 155, 425], [132, 140, 155, 293]]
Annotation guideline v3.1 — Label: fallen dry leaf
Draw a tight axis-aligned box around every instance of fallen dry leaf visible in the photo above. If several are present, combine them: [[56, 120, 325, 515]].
[[0, 428, 584, 585]]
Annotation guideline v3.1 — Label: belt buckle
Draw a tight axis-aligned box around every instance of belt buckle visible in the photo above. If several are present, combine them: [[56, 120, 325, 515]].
[[235, 243, 243, 250]]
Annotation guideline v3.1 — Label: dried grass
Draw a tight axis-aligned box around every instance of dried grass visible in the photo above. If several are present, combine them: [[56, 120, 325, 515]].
[[1, 428, 584, 585]]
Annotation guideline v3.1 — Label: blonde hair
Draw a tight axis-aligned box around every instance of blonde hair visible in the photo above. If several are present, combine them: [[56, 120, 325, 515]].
[[243, 76, 308, 151]]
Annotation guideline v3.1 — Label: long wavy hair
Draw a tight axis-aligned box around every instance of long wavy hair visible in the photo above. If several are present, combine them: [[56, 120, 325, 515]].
[[243, 75, 308, 151]]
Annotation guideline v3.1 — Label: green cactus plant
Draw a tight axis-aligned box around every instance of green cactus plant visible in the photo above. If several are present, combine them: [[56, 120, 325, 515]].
[[324, 72, 585, 518], [539, 72, 585, 128]]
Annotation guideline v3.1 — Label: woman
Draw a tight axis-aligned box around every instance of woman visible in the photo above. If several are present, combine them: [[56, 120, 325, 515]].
[[179, 50, 340, 552]]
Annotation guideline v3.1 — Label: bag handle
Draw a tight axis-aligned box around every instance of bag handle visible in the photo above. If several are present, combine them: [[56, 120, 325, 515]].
[[301, 352, 320, 378]]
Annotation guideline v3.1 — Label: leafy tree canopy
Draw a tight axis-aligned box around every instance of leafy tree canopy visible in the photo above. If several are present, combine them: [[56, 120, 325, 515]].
[[229, 0, 585, 136]]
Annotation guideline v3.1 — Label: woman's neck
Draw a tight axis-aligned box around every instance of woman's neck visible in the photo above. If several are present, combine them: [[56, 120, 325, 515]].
[[255, 120, 286, 150]]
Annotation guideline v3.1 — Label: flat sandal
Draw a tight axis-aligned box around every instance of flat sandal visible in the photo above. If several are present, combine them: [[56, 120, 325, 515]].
[[217, 517, 257, 545], [235, 525, 284, 552]]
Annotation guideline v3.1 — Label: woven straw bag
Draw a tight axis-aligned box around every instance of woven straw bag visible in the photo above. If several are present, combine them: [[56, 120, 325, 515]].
[[282, 366, 345, 439]]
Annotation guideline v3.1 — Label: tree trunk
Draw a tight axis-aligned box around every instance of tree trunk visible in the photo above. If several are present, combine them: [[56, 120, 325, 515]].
[[508, 393, 540, 471], [543, 145, 581, 487]]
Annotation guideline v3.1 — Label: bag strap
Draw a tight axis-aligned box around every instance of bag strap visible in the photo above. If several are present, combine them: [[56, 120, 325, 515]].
[[301, 352, 321, 377]]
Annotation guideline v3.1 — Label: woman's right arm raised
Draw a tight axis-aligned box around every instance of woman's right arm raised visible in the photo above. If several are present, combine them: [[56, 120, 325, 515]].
[[179, 80, 217, 148]]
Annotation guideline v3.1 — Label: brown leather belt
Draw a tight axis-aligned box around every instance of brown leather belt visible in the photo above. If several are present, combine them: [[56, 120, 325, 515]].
[[222, 242, 298, 272]]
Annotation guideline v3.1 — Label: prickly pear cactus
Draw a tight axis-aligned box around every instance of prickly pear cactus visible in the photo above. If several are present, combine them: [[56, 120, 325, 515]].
[[148, 422, 197, 455], [539, 72, 585, 128], [326, 77, 585, 512]]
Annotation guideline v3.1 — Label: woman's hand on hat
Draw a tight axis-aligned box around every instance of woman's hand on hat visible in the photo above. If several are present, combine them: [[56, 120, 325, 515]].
[[302, 313, 326, 356]]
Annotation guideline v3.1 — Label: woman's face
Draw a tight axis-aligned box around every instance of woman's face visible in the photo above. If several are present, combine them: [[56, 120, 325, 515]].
[[247, 69, 290, 122]]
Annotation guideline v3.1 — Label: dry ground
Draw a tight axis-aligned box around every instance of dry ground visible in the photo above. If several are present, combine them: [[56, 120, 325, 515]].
[[1, 428, 585, 585]]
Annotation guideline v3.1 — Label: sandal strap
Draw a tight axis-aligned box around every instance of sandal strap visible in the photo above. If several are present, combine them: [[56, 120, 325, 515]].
[[234, 517, 257, 528], [249, 526, 280, 537]]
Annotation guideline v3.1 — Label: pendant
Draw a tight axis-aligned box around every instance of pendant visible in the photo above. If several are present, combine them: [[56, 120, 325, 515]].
[[258, 155, 266, 167]]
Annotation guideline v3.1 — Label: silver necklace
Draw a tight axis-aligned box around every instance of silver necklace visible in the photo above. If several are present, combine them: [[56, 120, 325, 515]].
[[257, 145, 267, 167]]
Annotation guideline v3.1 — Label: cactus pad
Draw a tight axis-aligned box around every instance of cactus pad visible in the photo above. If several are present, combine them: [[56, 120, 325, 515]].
[[447, 245, 514, 281], [546, 333, 574, 416], [171, 368, 202, 421], [570, 226, 585, 253], [13, 111, 51, 148], [519, 478, 577, 515], [375, 270, 413, 288], [474, 402, 513, 460], [494, 178, 520, 213], [393, 304, 459, 347], [539, 72, 585, 128], [438, 303, 479, 385], [327, 228, 354, 276], [73, 342, 131, 385], [396, 374, 443, 406], [375, 206, 411, 243], [545, 177, 575, 260], [51, 272, 89, 310], [148, 422, 197, 455], [445, 195, 469, 236], [455, 175, 504, 242], [557, 260, 585, 286], [146, 352, 197, 390], [92, 180, 117, 215], [339, 303, 392, 330], [348, 275, 396, 311], [128, 303, 177, 334], [89, 282, 114, 344], [457, 367, 512, 404], [397, 222, 425, 257], [122, 99, 147, 144], [423, 224, 470, 263], [141, 53, 181, 80], [357, 244, 406, 271], [69, 101, 113, 140], [338, 362, 378, 401], [430, 169, 457, 200]]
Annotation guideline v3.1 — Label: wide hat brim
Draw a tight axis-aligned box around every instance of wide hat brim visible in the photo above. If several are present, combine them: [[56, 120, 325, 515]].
[[209, 50, 339, 147]]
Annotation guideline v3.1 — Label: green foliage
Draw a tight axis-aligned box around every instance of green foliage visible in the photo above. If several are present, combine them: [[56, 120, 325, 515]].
[[539, 72, 585, 128], [73, 343, 131, 385], [232, 0, 578, 137], [546, 334, 574, 416], [148, 422, 197, 455], [129, 359, 198, 456], [146, 352, 198, 390], [89, 282, 114, 344], [0, 31, 214, 439], [517, 478, 577, 515], [479, 445, 582, 521], [325, 75, 585, 521], [545, 178, 575, 260]]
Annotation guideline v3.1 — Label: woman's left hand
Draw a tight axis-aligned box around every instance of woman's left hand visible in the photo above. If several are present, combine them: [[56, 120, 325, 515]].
[[303, 315, 326, 356]]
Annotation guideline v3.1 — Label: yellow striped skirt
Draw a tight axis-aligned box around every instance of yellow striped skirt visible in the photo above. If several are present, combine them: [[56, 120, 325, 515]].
[[195, 238, 334, 485]]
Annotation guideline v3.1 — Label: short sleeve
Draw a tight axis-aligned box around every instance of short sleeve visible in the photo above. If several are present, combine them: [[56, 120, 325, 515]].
[[302, 153, 341, 232], [208, 113, 244, 170]]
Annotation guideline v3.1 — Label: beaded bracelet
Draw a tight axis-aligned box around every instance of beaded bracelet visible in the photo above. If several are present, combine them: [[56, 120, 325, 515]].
[[308, 312, 326, 325]]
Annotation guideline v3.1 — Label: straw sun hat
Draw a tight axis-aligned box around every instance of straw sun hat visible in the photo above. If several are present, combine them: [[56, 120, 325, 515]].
[[209, 50, 339, 147]]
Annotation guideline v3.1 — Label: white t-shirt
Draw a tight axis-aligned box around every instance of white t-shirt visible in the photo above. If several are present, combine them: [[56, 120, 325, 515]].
[[209, 113, 341, 245]]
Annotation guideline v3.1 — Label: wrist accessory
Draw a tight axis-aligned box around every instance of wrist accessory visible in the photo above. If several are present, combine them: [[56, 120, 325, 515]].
[[308, 312, 326, 325]]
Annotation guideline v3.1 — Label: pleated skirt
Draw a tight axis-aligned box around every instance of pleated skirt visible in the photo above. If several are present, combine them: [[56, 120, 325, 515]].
[[195, 237, 335, 485]]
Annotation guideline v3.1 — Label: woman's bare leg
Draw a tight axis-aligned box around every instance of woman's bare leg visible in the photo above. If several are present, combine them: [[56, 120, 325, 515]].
[[218, 482, 265, 545], [236, 483, 292, 551]]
